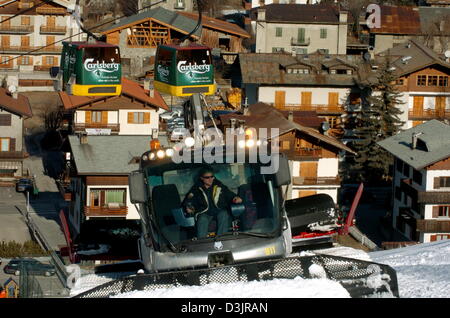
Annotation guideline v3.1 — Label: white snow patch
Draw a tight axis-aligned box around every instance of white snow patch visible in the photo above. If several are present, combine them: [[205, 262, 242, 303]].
[[112, 277, 350, 298], [370, 240, 450, 298], [308, 264, 327, 279]]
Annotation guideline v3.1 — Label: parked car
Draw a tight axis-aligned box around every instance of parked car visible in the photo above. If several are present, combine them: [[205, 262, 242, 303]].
[[3, 258, 56, 277], [160, 109, 183, 121], [16, 178, 34, 193], [170, 128, 189, 142]]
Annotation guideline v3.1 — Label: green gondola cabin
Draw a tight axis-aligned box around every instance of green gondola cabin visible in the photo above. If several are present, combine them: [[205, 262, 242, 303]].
[[154, 44, 215, 97], [60, 42, 122, 96]]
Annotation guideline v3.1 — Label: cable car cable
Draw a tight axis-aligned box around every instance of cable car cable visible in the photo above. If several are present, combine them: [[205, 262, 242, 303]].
[[179, 0, 203, 43], [0, 0, 168, 67]]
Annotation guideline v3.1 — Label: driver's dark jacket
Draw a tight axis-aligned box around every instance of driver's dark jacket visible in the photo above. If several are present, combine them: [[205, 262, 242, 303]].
[[183, 180, 236, 219]]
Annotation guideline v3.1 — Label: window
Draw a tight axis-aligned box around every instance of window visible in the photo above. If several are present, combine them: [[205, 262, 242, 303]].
[[318, 49, 329, 54], [413, 169, 422, 185], [91, 111, 102, 123], [272, 47, 284, 53], [90, 189, 126, 208], [45, 56, 55, 65], [320, 28, 327, 39], [0, 114, 11, 126], [18, 56, 31, 65], [275, 27, 282, 37], [396, 79, 404, 85], [0, 138, 10, 152], [395, 186, 402, 201], [128, 112, 150, 124], [428, 76, 438, 86], [417, 75, 427, 86], [438, 206, 450, 217], [297, 28, 305, 43], [403, 163, 410, 177], [439, 76, 448, 87], [440, 177, 450, 188]]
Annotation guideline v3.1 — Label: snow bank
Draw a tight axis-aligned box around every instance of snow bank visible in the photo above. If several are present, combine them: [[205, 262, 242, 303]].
[[112, 277, 350, 298], [370, 240, 450, 298]]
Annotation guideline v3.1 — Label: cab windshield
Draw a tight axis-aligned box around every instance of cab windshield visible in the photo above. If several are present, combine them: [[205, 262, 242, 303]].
[[83, 47, 121, 64], [146, 163, 280, 246]]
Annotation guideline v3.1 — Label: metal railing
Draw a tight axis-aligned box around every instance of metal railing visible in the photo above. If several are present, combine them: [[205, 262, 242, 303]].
[[84, 206, 128, 217], [409, 109, 450, 119], [0, 25, 34, 33], [274, 104, 344, 113], [40, 26, 67, 34], [293, 176, 340, 186]]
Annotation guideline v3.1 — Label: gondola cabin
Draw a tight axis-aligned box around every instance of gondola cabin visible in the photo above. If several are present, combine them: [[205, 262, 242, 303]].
[[154, 44, 215, 97], [59, 42, 122, 96]]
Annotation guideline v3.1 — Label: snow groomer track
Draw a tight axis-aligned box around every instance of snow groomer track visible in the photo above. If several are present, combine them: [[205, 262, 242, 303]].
[[74, 255, 399, 298]]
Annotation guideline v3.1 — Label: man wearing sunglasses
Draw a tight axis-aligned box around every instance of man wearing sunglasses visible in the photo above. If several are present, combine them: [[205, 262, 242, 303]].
[[183, 167, 243, 238]]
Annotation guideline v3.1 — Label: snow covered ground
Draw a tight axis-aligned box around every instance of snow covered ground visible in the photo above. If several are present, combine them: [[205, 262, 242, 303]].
[[70, 241, 450, 298], [370, 240, 450, 298]]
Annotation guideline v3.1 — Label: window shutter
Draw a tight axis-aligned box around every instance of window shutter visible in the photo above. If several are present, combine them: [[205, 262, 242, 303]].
[[144, 112, 150, 124], [9, 138, 15, 151], [432, 206, 439, 218], [128, 112, 134, 124], [85, 111, 92, 124], [434, 177, 440, 189], [101, 111, 108, 124]]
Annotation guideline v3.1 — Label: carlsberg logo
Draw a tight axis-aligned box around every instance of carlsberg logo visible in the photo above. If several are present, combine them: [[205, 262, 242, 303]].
[[84, 58, 120, 74], [177, 60, 211, 75]]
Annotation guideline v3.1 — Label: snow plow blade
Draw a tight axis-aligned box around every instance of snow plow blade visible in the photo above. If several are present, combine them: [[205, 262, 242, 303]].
[[74, 255, 399, 298]]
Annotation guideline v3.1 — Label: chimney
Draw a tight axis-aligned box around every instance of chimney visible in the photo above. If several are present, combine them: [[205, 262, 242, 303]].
[[230, 118, 236, 131], [411, 132, 423, 150], [339, 11, 348, 24], [257, 8, 266, 22], [149, 89, 155, 98], [288, 111, 294, 122], [242, 97, 249, 115], [79, 133, 88, 145], [12, 92, 18, 99], [152, 128, 158, 139]]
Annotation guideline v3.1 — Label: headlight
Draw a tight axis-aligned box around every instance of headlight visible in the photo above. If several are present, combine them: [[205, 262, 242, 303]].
[[185, 137, 195, 148], [246, 139, 255, 148], [149, 152, 156, 160], [156, 150, 165, 159], [165, 148, 174, 157]]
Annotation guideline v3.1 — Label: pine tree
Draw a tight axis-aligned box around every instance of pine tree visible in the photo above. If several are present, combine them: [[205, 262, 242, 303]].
[[351, 59, 404, 183]]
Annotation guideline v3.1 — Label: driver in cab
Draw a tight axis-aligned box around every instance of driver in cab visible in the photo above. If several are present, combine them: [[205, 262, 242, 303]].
[[183, 167, 242, 239]]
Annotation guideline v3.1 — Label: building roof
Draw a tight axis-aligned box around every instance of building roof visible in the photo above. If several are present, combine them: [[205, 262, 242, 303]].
[[419, 7, 450, 35], [238, 52, 362, 86], [0, 88, 32, 117], [0, 0, 70, 15], [216, 103, 355, 154], [69, 135, 153, 175], [370, 5, 421, 35], [377, 39, 450, 77], [59, 78, 168, 111], [178, 11, 250, 38], [378, 120, 450, 170], [100, 6, 201, 39], [250, 4, 349, 24]]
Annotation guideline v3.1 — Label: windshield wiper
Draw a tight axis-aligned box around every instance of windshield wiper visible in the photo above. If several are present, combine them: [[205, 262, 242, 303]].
[[215, 231, 275, 240]]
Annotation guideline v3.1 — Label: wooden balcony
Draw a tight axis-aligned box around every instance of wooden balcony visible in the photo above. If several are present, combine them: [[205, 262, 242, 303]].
[[274, 104, 344, 114], [291, 37, 310, 46], [283, 148, 323, 160], [0, 25, 34, 34], [401, 178, 450, 204], [34, 65, 53, 71], [84, 206, 128, 217], [292, 176, 340, 186], [417, 219, 450, 233], [0, 46, 62, 54], [0, 151, 25, 160], [409, 109, 450, 120], [40, 26, 67, 34], [74, 123, 120, 133], [36, 7, 66, 15]]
